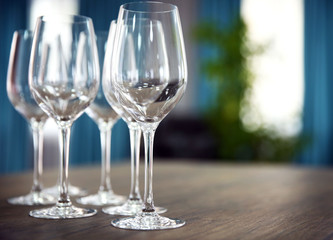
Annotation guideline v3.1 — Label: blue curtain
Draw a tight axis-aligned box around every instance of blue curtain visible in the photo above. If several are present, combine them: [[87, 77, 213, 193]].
[[197, 0, 241, 111], [70, 0, 137, 166], [300, 0, 333, 165], [0, 0, 31, 174]]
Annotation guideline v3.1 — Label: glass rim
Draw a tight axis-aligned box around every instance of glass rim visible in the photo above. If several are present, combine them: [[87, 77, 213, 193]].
[[120, 1, 178, 14], [37, 14, 93, 24]]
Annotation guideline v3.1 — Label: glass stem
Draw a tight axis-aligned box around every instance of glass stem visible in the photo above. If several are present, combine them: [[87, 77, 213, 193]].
[[99, 124, 113, 193], [128, 123, 141, 201], [30, 120, 44, 193], [142, 124, 158, 212], [57, 126, 71, 207]]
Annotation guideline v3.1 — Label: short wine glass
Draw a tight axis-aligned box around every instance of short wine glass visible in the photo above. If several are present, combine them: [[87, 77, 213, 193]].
[[6, 30, 56, 206], [110, 2, 187, 230], [102, 20, 166, 216], [29, 15, 99, 219], [76, 31, 126, 206]]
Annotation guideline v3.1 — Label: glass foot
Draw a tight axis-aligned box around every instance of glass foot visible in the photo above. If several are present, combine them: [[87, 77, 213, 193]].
[[76, 190, 126, 206], [29, 204, 97, 219], [43, 183, 88, 197], [103, 199, 167, 216], [8, 191, 56, 206], [111, 212, 185, 230]]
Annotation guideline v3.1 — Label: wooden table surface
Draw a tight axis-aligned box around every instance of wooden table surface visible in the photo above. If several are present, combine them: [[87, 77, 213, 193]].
[[0, 161, 333, 240]]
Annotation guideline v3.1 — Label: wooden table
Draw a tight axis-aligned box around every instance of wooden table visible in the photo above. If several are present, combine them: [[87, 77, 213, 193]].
[[0, 161, 333, 240]]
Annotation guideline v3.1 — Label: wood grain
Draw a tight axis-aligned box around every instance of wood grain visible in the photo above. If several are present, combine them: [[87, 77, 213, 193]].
[[0, 161, 333, 240]]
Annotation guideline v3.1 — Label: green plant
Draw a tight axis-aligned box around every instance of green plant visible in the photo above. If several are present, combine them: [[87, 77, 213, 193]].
[[193, 18, 303, 162]]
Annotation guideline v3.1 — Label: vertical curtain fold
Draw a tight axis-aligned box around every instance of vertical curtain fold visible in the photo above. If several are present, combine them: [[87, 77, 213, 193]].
[[301, 0, 333, 165], [0, 0, 30, 173], [197, 0, 241, 111]]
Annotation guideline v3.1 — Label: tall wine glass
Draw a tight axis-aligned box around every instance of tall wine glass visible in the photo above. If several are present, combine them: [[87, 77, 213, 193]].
[[6, 30, 56, 205], [76, 31, 126, 206], [102, 21, 166, 216], [110, 2, 187, 230], [43, 181, 87, 197], [29, 15, 99, 219]]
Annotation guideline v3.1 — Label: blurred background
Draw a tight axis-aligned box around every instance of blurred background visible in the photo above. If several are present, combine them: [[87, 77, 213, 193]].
[[0, 0, 330, 174]]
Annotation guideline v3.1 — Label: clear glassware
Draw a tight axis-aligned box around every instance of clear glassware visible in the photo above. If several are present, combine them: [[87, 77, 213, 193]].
[[6, 30, 56, 206], [76, 31, 126, 206], [108, 2, 187, 230], [102, 21, 166, 216], [43, 183, 87, 197], [28, 15, 99, 219]]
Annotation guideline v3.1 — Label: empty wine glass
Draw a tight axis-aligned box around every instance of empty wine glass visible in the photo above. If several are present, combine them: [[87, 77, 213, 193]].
[[6, 30, 56, 205], [29, 15, 99, 219], [102, 21, 166, 216], [109, 2, 187, 230], [43, 148, 88, 197], [43, 183, 87, 197], [76, 31, 126, 206]]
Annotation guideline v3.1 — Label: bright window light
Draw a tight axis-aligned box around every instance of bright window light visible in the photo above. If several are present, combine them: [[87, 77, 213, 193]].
[[29, 0, 79, 30], [241, 0, 304, 137]]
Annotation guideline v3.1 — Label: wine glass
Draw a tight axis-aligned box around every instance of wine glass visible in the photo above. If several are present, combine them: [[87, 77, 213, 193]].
[[29, 15, 99, 219], [109, 2, 187, 230], [6, 30, 56, 205], [76, 31, 126, 206], [102, 20, 166, 216], [43, 182, 87, 197]]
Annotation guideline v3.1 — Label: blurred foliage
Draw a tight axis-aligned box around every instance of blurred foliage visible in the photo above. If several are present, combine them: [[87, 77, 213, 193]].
[[193, 18, 305, 162]]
